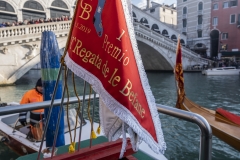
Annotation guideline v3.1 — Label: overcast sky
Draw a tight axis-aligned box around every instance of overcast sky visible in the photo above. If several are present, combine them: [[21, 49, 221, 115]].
[[131, 0, 176, 8]]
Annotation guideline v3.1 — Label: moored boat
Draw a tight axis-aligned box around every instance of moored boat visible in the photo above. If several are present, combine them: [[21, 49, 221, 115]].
[[202, 66, 240, 75], [180, 97, 240, 151], [174, 38, 240, 152]]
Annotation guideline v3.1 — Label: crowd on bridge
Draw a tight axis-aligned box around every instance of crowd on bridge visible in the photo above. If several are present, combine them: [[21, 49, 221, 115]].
[[0, 15, 71, 28]]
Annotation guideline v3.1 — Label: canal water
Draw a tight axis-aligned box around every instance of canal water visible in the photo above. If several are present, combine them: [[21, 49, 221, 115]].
[[0, 70, 239, 160]]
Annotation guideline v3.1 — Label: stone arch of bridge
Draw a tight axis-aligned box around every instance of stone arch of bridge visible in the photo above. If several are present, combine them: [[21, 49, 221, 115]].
[[135, 39, 173, 71]]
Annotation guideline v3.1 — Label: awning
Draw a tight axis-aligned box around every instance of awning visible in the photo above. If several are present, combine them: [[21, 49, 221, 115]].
[[221, 51, 240, 57]]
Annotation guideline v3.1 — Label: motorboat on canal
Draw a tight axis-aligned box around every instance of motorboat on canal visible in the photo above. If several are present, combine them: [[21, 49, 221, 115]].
[[201, 66, 240, 76]]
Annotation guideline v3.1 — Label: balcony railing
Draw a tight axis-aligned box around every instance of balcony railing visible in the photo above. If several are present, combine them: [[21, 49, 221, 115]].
[[182, 27, 187, 33], [182, 14, 187, 19], [198, 10, 203, 16]]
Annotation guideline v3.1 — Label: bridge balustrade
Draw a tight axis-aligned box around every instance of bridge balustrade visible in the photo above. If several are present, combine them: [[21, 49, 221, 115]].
[[0, 21, 71, 46], [0, 20, 210, 66], [134, 23, 210, 65]]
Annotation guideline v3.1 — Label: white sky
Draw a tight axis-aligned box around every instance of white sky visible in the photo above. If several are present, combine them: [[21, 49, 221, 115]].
[[131, 0, 176, 8]]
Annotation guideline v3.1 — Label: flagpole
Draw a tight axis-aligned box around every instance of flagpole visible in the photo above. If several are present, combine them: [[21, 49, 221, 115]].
[[50, 68, 69, 158]]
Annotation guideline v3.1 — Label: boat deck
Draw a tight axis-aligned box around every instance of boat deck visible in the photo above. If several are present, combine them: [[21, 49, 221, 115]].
[[16, 136, 156, 160]]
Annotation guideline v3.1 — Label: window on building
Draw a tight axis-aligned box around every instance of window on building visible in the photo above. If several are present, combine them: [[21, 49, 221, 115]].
[[163, 8, 165, 12], [183, 0, 187, 2], [229, 0, 238, 7], [150, 8, 155, 13], [198, 2, 203, 10], [213, 17, 218, 26], [198, 16, 203, 24], [222, 33, 228, 39], [183, 7, 187, 14], [0, 1, 15, 12], [24, 1, 44, 11], [230, 14, 236, 23], [51, 0, 68, 9], [238, 14, 240, 25], [183, 19, 187, 27], [223, 2, 229, 8], [213, 3, 218, 10], [171, 10, 173, 14], [198, 30, 202, 38]]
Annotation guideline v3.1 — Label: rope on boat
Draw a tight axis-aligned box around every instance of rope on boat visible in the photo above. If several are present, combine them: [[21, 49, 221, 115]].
[[87, 85, 97, 140]]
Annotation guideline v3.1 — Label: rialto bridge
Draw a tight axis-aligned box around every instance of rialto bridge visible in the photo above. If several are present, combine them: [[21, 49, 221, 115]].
[[0, 1, 211, 85]]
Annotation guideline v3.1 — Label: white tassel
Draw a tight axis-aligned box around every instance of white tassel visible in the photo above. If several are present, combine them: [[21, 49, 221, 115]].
[[119, 123, 127, 159]]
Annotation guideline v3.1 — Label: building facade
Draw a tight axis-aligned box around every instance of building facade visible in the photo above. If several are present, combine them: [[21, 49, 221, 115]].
[[144, 1, 177, 29], [177, 0, 211, 57], [211, 0, 240, 58], [0, 0, 76, 23]]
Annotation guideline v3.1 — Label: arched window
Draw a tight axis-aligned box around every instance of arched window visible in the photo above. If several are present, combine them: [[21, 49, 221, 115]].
[[183, 7, 187, 14], [50, 0, 70, 18], [51, 0, 68, 9], [171, 35, 177, 41], [140, 18, 149, 28], [151, 24, 160, 34], [198, 2, 203, 10], [24, 1, 44, 11], [198, 16, 202, 25], [162, 29, 169, 37], [0, 1, 15, 12], [196, 43, 203, 48], [22, 1, 45, 20], [132, 12, 137, 22], [0, 1, 17, 23]]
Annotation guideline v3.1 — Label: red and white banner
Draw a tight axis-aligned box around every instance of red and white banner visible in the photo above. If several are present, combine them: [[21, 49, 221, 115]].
[[65, 0, 166, 154]]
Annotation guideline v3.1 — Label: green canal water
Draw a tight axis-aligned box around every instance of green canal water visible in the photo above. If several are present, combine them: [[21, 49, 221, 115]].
[[0, 70, 239, 160]]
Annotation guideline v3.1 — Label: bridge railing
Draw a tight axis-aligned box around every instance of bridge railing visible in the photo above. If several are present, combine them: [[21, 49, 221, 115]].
[[0, 21, 71, 46], [133, 22, 211, 65], [0, 20, 211, 65]]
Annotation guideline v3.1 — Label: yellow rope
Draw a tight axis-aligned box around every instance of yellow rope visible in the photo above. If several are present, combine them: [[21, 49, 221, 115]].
[[96, 123, 101, 135], [87, 85, 97, 139], [63, 65, 73, 152], [58, 0, 82, 153]]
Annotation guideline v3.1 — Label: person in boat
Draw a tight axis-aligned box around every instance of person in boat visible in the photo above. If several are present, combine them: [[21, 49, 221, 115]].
[[19, 78, 44, 127]]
